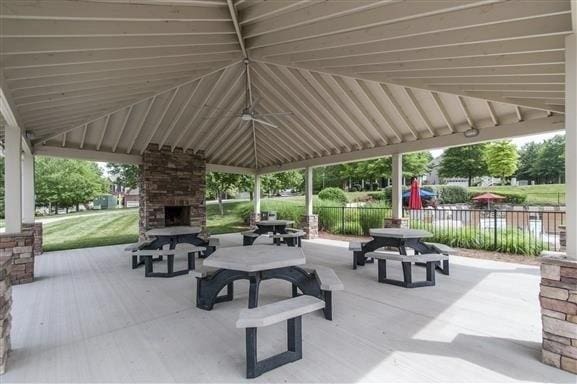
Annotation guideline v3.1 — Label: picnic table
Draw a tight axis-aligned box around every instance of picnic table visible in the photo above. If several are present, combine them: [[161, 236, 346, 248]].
[[145, 226, 202, 249], [352, 228, 437, 266], [194, 245, 341, 319], [351, 227, 451, 276], [243, 220, 296, 245]]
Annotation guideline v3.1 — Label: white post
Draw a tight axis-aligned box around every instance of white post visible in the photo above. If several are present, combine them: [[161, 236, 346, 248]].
[[305, 167, 313, 216], [22, 152, 35, 223], [392, 153, 403, 220], [254, 174, 261, 215], [565, 32, 577, 259], [5, 125, 22, 233]]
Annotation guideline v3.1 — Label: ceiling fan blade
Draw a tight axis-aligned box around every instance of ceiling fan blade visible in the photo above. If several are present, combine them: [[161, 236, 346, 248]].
[[254, 111, 293, 117], [252, 118, 278, 129]]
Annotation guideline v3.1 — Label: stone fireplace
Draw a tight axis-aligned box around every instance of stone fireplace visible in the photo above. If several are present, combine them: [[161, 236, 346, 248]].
[[139, 144, 206, 237]]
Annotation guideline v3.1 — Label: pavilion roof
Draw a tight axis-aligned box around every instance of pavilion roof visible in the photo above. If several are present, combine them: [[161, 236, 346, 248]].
[[0, 0, 570, 172]]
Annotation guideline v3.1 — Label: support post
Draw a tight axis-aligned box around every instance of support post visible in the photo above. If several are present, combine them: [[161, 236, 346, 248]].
[[302, 167, 318, 239], [4, 125, 22, 233], [21, 152, 35, 223], [250, 174, 261, 226], [565, 32, 577, 260], [384, 153, 408, 228], [391, 153, 402, 220], [305, 167, 313, 216], [538, 27, 577, 376]]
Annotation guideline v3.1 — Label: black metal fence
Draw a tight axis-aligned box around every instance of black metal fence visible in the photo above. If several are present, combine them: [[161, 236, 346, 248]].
[[315, 206, 566, 255]]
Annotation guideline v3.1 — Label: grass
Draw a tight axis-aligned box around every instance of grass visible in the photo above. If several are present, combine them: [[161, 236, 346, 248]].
[[41, 201, 250, 252], [43, 209, 139, 252], [469, 184, 565, 205]]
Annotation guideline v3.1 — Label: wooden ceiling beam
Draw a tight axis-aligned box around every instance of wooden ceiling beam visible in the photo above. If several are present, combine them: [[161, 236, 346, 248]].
[[250, 1, 569, 57]]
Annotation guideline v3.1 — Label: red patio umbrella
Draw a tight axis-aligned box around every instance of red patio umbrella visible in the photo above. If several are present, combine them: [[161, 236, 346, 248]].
[[472, 192, 506, 210], [408, 178, 423, 210]]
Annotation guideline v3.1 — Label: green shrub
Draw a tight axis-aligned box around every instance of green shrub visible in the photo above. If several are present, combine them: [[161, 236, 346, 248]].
[[434, 185, 468, 204], [410, 220, 543, 256], [237, 200, 305, 224], [318, 187, 348, 204]]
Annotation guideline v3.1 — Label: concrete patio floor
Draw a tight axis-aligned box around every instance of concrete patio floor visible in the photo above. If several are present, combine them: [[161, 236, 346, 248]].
[[3, 234, 575, 383]]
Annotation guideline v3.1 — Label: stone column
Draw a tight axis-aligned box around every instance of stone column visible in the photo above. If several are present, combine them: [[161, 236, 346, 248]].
[[0, 256, 11, 375], [539, 253, 577, 374], [0, 229, 35, 285]]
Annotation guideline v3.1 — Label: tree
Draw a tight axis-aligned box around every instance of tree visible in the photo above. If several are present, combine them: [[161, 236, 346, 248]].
[[485, 141, 519, 184], [516, 142, 540, 182], [206, 172, 242, 216], [35, 157, 108, 213], [534, 135, 565, 184], [403, 152, 433, 177], [439, 144, 488, 186], [106, 163, 139, 189]]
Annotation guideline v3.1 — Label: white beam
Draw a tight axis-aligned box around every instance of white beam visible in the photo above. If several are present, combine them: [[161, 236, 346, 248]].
[[21, 151, 35, 223], [34, 145, 143, 165], [254, 174, 261, 215], [5, 124, 22, 233], [258, 115, 565, 173], [305, 166, 313, 216], [565, 32, 576, 259], [391, 153, 402, 220], [205, 164, 255, 175]]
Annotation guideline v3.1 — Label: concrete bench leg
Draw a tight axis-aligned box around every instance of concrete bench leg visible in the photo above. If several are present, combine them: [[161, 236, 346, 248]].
[[243, 236, 258, 246], [377, 259, 438, 288], [245, 316, 303, 379], [322, 291, 333, 321]]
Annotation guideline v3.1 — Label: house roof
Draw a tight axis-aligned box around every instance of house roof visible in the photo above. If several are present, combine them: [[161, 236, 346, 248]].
[[0, 0, 571, 172]]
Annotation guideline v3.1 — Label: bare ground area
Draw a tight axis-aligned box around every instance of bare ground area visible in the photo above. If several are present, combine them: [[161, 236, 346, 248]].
[[318, 231, 541, 266]]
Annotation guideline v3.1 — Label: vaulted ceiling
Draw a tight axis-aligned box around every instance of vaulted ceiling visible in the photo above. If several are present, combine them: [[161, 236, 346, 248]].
[[0, 0, 572, 172]]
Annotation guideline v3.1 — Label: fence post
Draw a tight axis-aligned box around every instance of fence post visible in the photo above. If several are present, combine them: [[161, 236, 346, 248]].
[[493, 209, 498, 249], [341, 206, 345, 233]]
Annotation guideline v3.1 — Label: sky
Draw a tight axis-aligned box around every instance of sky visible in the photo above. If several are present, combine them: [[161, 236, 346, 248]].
[[430, 131, 565, 158]]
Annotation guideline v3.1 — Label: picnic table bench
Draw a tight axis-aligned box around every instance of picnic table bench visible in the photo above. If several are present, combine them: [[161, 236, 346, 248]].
[[236, 295, 325, 378], [367, 251, 449, 288], [131, 244, 205, 277]]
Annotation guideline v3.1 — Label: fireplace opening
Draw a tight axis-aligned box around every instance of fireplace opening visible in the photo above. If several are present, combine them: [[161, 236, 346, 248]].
[[165, 206, 190, 227]]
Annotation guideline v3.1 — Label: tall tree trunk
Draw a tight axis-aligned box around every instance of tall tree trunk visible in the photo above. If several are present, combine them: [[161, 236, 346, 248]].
[[468, 174, 472, 187]]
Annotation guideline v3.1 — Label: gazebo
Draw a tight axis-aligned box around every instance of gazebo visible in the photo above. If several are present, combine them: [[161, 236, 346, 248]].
[[0, 0, 576, 378]]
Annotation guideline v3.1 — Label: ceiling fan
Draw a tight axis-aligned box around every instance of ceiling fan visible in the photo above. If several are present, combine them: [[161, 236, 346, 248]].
[[200, 59, 292, 128]]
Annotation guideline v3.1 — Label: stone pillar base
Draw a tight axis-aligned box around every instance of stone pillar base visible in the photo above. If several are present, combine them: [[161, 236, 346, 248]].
[[0, 229, 35, 285], [249, 213, 261, 228], [0, 256, 12, 375], [384, 218, 409, 228], [22, 223, 43, 257], [538, 252, 577, 374], [301, 215, 318, 240]]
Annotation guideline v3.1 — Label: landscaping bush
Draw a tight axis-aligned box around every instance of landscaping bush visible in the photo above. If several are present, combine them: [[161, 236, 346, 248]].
[[410, 220, 543, 256], [318, 187, 348, 204], [432, 185, 468, 204], [237, 200, 304, 224]]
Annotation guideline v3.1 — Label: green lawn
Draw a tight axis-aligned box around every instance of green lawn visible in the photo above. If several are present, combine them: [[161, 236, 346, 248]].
[[469, 184, 565, 205], [41, 202, 250, 252], [43, 209, 139, 252]]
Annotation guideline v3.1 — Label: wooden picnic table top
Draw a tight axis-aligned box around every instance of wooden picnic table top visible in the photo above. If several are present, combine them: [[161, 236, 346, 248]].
[[145, 226, 202, 237], [368, 228, 433, 239], [203, 245, 305, 273]]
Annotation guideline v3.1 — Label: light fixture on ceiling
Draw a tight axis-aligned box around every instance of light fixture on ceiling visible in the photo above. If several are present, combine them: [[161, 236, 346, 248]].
[[463, 127, 480, 138]]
